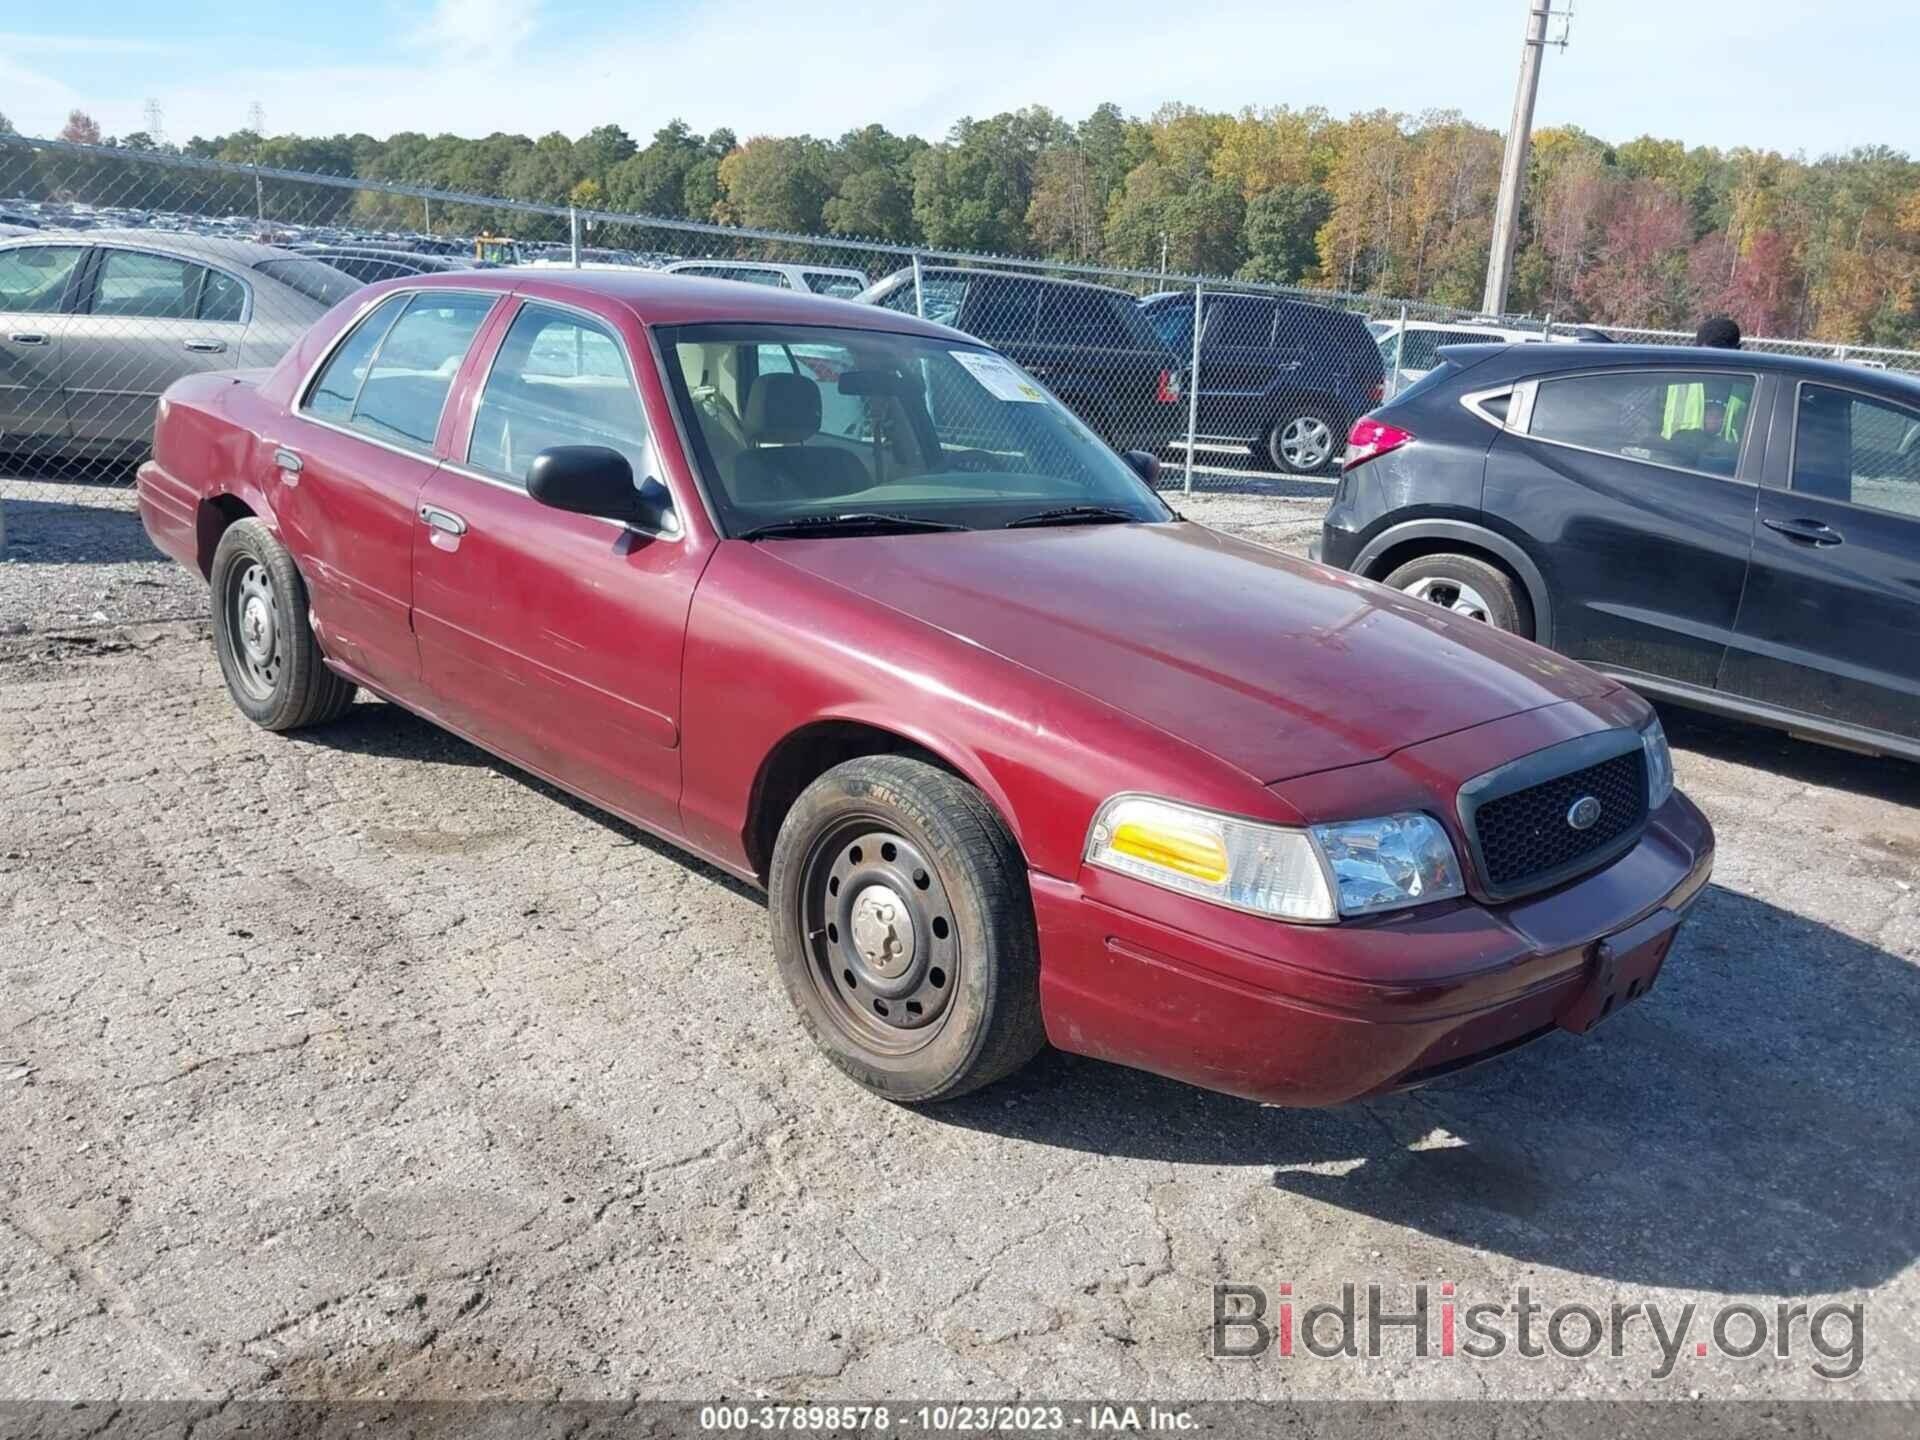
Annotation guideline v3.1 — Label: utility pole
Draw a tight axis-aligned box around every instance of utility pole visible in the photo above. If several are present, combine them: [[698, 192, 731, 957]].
[[1482, 1, 1559, 317]]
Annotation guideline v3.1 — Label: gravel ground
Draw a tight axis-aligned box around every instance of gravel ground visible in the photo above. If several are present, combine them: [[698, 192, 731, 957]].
[[1, 476, 1916, 1409]]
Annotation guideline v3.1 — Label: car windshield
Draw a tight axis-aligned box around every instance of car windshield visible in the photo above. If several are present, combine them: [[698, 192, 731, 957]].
[[253, 257, 363, 307], [658, 322, 1172, 536]]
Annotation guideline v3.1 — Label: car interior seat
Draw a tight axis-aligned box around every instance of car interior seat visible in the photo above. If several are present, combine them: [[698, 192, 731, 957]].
[[729, 373, 870, 504]]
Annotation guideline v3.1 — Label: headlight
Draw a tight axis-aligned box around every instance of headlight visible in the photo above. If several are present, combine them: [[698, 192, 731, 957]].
[[1085, 797, 1466, 923], [1641, 714, 1674, 810], [1086, 796, 1336, 922], [1309, 813, 1467, 918]]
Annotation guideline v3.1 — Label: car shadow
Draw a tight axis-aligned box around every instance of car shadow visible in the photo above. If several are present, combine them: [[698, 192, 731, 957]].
[[290, 697, 765, 904], [0, 451, 141, 486], [0, 495, 157, 566], [1657, 701, 1920, 808], [931, 882, 1918, 1297]]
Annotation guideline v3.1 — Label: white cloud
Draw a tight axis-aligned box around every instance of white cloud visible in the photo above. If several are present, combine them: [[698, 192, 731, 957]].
[[6, 0, 1913, 159], [408, 0, 541, 67]]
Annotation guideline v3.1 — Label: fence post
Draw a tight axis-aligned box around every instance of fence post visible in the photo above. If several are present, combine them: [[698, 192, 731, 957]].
[[1390, 303, 1408, 400], [569, 206, 581, 268], [1184, 281, 1203, 494], [911, 252, 926, 319]]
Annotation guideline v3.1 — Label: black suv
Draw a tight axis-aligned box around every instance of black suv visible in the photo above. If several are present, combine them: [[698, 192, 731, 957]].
[[861, 267, 1184, 453], [1318, 342, 1920, 760], [1139, 290, 1385, 475]]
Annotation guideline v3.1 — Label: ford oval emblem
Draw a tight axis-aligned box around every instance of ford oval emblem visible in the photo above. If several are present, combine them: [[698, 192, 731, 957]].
[[1567, 795, 1603, 831]]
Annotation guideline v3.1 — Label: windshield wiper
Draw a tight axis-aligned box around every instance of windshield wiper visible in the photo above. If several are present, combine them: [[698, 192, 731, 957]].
[[736, 512, 968, 541], [1004, 505, 1142, 529]]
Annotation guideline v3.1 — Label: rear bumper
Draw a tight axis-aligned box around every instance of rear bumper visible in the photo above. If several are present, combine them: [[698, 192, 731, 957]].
[[135, 460, 200, 573], [1032, 791, 1714, 1107], [1314, 518, 1362, 572]]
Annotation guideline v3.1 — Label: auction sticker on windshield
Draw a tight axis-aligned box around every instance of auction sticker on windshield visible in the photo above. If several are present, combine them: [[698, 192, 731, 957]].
[[951, 350, 1048, 402]]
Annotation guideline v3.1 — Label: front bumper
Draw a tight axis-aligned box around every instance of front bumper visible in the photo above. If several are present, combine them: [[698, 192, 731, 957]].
[[1032, 791, 1714, 1107]]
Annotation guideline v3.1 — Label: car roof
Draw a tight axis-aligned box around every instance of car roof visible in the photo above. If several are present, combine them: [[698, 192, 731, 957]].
[[0, 228, 297, 265], [1436, 340, 1920, 398], [392, 266, 970, 340]]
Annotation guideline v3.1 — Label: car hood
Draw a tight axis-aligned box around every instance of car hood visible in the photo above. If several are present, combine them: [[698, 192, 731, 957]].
[[761, 522, 1614, 783]]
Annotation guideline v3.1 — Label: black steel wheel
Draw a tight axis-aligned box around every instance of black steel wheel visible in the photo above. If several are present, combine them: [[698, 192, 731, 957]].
[[768, 755, 1045, 1103], [209, 519, 356, 731], [800, 821, 960, 1051]]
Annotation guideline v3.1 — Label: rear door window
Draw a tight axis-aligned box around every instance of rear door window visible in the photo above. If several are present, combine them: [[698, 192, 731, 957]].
[[91, 250, 203, 319], [1792, 384, 1920, 517], [349, 292, 494, 447], [1527, 369, 1756, 478], [305, 293, 411, 421], [0, 245, 87, 313]]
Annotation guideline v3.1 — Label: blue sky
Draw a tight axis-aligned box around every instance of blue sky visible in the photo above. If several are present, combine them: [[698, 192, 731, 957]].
[[3, 0, 1911, 158]]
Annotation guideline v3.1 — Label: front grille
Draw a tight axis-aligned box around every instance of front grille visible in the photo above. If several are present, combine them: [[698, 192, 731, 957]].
[[1471, 749, 1648, 894]]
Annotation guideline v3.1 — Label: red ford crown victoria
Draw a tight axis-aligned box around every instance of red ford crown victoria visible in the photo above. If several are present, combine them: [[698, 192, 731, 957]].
[[136, 269, 1713, 1106]]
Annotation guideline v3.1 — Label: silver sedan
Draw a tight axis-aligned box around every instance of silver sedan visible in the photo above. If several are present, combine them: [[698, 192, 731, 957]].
[[0, 230, 360, 463]]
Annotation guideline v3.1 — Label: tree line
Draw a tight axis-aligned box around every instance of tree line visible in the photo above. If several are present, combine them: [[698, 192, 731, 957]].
[[7, 102, 1919, 347]]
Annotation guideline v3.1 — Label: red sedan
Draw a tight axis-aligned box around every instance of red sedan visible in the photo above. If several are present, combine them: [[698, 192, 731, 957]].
[[136, 269, 1714, 1106]]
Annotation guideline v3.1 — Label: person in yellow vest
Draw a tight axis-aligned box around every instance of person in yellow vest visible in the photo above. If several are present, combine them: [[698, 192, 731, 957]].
[[1663, 315, 1747, 447]]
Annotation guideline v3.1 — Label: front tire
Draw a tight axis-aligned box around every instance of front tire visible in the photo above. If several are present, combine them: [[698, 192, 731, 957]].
[[1382, 552, 1534, 637], [1263, 403, 1340, 475], [209, 519, 356, 731], [768, 755, 1045, 1104]]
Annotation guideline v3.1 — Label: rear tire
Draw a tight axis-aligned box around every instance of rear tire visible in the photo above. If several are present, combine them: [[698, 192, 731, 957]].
[[768, 755, 1045, 1105], [209, 519, 356, 731], [1382, 552, 1533, 638], [1263, 403, 1340, 475]]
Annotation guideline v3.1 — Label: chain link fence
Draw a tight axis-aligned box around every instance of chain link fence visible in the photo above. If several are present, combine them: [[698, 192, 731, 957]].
[[5, 132, 1919, 516]]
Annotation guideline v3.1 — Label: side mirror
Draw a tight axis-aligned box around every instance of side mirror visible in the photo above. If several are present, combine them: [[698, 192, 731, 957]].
[[527, 445, 676, 534], [1123, 449, 1161, 485]]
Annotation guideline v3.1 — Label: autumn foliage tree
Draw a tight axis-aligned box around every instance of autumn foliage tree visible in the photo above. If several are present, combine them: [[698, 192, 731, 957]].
[[12, 98, 1920, 346]]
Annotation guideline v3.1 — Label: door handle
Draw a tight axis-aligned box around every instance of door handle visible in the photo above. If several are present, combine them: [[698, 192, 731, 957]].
[[419, 504, 468, 537], [183, 339, 227, 354], [1762, 516, 1845, 546], [272, 446, 302, 486], [7, 331, 48, 345]]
